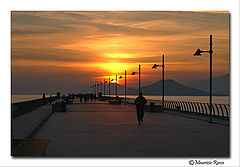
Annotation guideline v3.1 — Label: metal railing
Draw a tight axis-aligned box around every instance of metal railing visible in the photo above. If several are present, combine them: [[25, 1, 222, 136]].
[[161, 100, 229, 120], [122, 97, 229, 120]]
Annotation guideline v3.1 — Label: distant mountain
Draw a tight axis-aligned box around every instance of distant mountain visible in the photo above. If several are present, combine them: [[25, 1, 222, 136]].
[[102, 84, 125, 95], [127, 79, 208, 96], [184, 74, 229, 96]]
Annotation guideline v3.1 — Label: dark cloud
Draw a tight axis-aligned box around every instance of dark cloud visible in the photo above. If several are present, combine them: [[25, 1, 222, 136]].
[[11, 11, 229, 94], [12, 11, 229, 38], [12, 47, 101, 62]]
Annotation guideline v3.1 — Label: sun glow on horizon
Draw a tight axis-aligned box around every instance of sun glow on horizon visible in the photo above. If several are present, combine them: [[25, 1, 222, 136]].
[[104, 53, 138, 59], [11, 11, 229, 94], [97, 62, 135, 74]]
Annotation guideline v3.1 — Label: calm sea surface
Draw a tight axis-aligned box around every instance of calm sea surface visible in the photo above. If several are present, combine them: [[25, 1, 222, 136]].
[[12, 94, 229, 105], [119, 95, 229, 104], [11, 95, 50, 103]]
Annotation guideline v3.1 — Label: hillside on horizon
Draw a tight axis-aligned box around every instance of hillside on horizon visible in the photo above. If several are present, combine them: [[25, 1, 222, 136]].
[[184, 73, 229, 96], [127, 79, 208, 96]]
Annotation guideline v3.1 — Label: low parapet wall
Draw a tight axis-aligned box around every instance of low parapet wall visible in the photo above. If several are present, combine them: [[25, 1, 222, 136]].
[[11, 96, 58, 119]]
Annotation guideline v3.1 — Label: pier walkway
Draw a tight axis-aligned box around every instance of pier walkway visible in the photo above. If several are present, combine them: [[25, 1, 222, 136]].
[[13, 99, 62, 139], [12, 99, 229, 157], [29, 100, 229, 157]]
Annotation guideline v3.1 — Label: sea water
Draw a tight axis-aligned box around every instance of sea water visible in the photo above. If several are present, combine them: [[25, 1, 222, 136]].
[[11, 95, 50, 103], [118, 95, 229, 105], [11, 94, 230, 105]]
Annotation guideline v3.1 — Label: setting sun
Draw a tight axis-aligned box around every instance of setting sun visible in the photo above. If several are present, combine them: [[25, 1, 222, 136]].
[[11, 11, 229, 94], [97, 62, 134, 75], [111, 79, 118, 83], [8, 4, 233, 160]]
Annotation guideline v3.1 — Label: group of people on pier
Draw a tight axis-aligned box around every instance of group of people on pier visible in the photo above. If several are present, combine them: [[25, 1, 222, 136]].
[[44, 91, 148, 124]]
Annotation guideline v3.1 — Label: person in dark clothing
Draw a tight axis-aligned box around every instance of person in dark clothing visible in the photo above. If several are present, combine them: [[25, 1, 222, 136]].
[[43, 93, 46, 104], [84, 94, 87, 103], [79, 94, 83, 103], [134, 92, 147, 124], [49, 95, 52, 105], [116, 95, 121, 104], [90, 93, 93, 101]]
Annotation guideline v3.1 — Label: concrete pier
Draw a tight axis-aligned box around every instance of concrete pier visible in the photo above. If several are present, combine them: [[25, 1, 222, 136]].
[[12, 100, 229, 157]]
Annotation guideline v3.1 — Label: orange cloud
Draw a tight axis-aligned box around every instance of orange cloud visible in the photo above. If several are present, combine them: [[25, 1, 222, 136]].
[[11, 11, 229, 94]]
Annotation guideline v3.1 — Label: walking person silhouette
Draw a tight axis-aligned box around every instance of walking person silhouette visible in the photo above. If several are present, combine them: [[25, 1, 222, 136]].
[[134, 92, 147, 124]]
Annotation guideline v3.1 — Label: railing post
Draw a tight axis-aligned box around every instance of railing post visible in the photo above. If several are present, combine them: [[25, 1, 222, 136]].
[[215, 104, 220, 117], [223, 104, 229, 118], [212, 104, 216, 117], [196, 103, 201, 115], [187, 102, 192, 112], [219, 104, 225, 118], [199, 103, 205, 115]]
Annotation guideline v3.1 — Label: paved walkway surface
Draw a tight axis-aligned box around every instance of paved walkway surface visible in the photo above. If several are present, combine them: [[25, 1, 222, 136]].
[[13, 105, 52, 139], [34, 100, 229, 157], [13, 100, 60, 139]]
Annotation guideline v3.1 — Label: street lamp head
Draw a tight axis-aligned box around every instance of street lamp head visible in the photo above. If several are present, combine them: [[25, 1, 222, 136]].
[[105, 81, 108, 83], [131, 71, 136, 75], [194, 48, 202, 56], [111, 79, 114, 81], [152, 64, 159, 68], [119, 76, 122, 79]]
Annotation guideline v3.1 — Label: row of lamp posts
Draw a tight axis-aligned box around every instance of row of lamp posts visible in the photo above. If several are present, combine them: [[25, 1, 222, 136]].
[[90, 70, 128, 103], [90, 35, 213, 123]]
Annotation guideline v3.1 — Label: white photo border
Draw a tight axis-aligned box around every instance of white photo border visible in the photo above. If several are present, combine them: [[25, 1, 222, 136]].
[[0, 0, 239, 166]]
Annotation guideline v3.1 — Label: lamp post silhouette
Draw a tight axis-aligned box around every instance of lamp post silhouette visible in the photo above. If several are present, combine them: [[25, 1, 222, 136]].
[[100, 82, 102, 93], [152, 54, 165, 112], [193, 35, 213, 123], [94, 84, 96, 95], [131, 64, 141, 94], [116, 74, 118, 96], [103, 79, 107, 96], [119, 70, 127, 103], [111, 74, 118, 96], [90, 85, 94, 94], [97, 83, 99, 95], [108, 77, 111, 98]]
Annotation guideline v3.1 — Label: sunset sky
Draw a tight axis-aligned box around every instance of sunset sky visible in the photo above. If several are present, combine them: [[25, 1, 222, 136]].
[[11, 11, 229, 94]]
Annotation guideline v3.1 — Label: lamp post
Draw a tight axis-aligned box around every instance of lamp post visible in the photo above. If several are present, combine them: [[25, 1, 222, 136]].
[[97, 83, 99, 95], [94, 84, 96, 95], [104, 79, 107, 96], [90, 85, 94, 94], [109, 77, 111, 98], [100, 82, 102, 93], [119, 70, 127, 103], [139, 65, 141, 93], [116, 74, 118, 96], [193, 35, 213, 123], [152, 55, 165, 112], [131, 64, 141, 95], [125, 70, 126, 101], [111, 74, 118, 96]]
